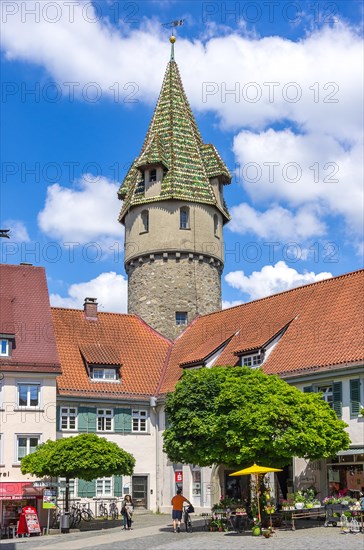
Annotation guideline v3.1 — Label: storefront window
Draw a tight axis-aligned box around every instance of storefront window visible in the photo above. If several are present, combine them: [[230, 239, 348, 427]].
[[327, 463, 364, 497]]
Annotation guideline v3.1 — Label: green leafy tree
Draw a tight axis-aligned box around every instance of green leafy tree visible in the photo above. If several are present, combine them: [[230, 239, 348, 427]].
[[163, 367, 350, 468], [21, 434, 135, 510]]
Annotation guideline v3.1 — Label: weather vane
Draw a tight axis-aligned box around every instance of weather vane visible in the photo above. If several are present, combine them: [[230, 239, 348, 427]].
[[162, 19, 185, 33]]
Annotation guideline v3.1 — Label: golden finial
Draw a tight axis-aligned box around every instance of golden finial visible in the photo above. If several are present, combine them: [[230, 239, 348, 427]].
[[162, 20, 184, 61]]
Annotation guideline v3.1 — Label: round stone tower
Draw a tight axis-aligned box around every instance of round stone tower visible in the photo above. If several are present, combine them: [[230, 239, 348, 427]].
[[118, 37, 231, 340]]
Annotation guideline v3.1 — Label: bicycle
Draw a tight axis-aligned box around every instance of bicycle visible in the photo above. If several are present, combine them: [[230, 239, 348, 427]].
[[98, 501, 108, 520], [183, 503, 193, 533], [80, 503, 94, 522], [109, 500, 119, 520], [69, 504, 82, 527], [51, 504, 62, 528]]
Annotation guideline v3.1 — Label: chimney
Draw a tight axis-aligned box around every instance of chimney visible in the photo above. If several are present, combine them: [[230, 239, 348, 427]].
[[84, 297, 98, 320]]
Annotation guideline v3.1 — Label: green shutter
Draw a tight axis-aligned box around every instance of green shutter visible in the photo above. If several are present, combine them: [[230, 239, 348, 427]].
[[333, 381, 342, 418], [114, 475, 123, 497], [303, 386, 313, 393], [78, 478, 96, 498], [56, 406, 60, 431], [350, 379, 361, 416], [114, 408, 132, 433], [78, 406, 97, 432]]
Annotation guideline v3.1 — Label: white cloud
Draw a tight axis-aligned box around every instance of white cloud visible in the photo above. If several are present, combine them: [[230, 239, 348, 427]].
[[232, 128, 363, 237], [1, 5, 362, 139], [225, 261, 332, 301], [50, 271, 127, 312], [2, 4, 362, 244], [38, 175, 122, 246], [229, 203, 326, 241], [2, 220, 30, 242]]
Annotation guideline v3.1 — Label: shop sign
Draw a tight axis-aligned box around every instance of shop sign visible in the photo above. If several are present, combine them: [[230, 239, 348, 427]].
[[17, 506, 41, 535], [175, 471, 183, 483], [43, 489, 57, 509], [33, 481, 67, 487]]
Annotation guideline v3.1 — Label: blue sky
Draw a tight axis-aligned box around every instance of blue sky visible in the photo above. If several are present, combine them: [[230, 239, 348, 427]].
[[1, 0, 363, 312]]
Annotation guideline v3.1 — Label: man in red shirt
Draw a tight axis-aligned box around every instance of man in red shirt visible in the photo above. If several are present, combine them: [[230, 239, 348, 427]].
[[171, 488, 191, 532]]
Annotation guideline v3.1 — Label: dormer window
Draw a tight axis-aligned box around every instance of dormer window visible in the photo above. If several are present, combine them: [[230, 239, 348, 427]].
[[241, 353, 264, 368], [0, 339, 9, 356], [91, 367, 117, 381], [149, 169, 157, 182]]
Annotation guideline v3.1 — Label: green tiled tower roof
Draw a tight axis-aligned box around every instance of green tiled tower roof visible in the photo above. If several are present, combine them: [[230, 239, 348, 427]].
[[118, 55, 231, 223]]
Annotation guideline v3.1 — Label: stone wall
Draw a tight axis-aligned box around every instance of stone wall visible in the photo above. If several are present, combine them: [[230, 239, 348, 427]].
[[127, 254, 222, 340]]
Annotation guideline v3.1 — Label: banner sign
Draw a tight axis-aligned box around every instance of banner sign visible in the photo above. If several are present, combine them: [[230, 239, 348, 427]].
[[43, 489, 57, 509], [175, 471, 183, 483]]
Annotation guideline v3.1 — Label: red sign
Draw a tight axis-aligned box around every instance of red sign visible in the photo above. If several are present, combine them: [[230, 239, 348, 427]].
[[17, 506, 41, 536], [175, 471, 183, 483]]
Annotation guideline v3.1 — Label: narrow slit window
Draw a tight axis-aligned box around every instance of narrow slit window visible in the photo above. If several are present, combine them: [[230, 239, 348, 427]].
[[149, 169, 157, 182], [180, 207, 189, 229], [141, 210, 149, 233]]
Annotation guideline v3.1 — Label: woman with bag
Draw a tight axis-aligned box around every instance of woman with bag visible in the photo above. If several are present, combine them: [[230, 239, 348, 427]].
[[121, 494, 134, 530]]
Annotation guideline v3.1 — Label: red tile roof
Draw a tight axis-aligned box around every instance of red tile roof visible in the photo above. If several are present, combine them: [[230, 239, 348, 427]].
[[53, 269, 364, 399], [0, 264, 61, 373], [80, 343, 121, 366], [52, 308, 170, 398], [159, 269, 364, 393]]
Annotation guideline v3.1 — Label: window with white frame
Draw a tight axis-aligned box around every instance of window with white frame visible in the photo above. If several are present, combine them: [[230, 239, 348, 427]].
[[240, 354, 264, 368], [132, 409, 147, 432], [91, 368, 117, 381], [96, 477, 112, 496], [58, 478, 76, 498], [17, 435, 39, 462], [17, 384, 40, 407], [61, 407, 77, 430], [318, 385, 333, 407], [0, 339, 9, 356], [97, 409, 113, 432]]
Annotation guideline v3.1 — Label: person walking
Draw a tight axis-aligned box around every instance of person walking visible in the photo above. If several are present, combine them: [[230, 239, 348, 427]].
[[171, 488, 191, 533], [121, 494, 134, 530]]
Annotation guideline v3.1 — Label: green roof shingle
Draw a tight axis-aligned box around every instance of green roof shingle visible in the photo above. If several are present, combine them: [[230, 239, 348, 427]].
[[118, 59, 231, 222]]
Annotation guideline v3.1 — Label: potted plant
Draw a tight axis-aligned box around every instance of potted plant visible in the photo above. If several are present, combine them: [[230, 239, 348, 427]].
[[262, 529, 271, 538], [294, 491, 306, 509]]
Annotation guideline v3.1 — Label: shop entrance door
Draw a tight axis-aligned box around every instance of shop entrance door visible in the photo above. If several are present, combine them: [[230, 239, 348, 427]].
[[132, 476, 148, 508]]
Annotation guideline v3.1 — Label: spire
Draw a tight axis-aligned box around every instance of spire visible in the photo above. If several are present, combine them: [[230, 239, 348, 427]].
[[170, 34, 176, 61], [118, 40, 231, 222]]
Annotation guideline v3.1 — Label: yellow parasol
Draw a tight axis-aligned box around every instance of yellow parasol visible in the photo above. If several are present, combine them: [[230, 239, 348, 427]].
[[229, 463, 282, 524]]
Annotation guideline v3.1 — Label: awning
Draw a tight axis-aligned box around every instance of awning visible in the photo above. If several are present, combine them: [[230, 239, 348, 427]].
[[337, 447, 364, 457], [0, 482, 43, 501]]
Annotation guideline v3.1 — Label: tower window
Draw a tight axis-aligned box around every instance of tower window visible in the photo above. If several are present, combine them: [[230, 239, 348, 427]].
[[213, 214, 219, 237], [176, 312, 188, 326], [140, 210, 149, 233], [180, 207, 189, 229], [149, 169, 157, 182]]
